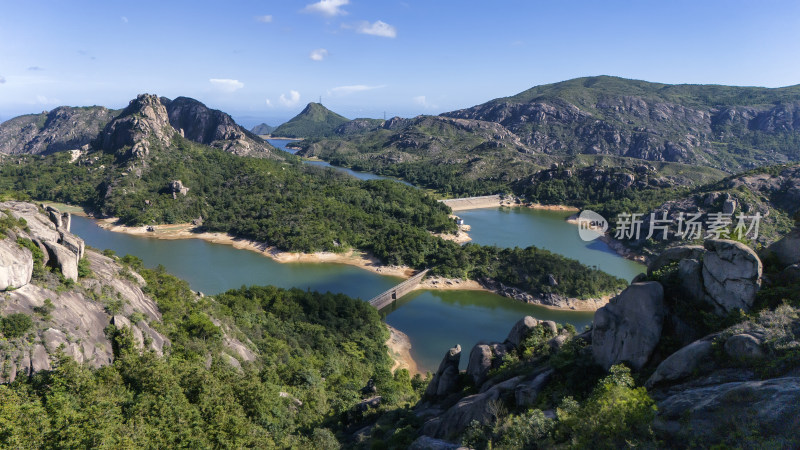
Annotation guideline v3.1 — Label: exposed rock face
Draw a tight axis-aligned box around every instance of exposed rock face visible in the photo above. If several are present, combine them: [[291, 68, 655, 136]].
[[466, 343, 508, 387], [592, 281, 666, 370], [42, 240, 79, 282], [169, 180, 189, 198], [768, 227, 800, 267], [425, 345, 462, 399], [724, 333, 765, 360], [505, 315, 539, 347], [515, 369, 553, 407], [646, 338, 715, 388], [0, 237, 34, 290], [0, 106, 115, 155], [409, 436, 468, 450], [0, 202, 173, 382], [480, 278, 611, 310], [701, 239, 762, 314], [442, 76, 800, 170], [647, 245, 706, 276], [100, 93, 173, 159], [423, 376, 524, 439], [653, 377, 800, 443], [162, 96, 274, 157]]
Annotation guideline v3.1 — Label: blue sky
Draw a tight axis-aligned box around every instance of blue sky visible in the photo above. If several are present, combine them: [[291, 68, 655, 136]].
[[1, 0, 799, 127]]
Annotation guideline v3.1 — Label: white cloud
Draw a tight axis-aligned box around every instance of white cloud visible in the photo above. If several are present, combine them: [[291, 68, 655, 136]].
[[330, 84, 385, 96], [36, 95, 61, 105], [303, 0, 349, 17], [309, 48, 328, 61], [357, 20, 397, 38], [279, 90, 301, 107], [255, 15, 273, 23], [121, 16, 128, 23], [0, 76, 5, 84], [265, 99, 273, 107], [413, 95, 437, 109], [209, 78, 244, 93]]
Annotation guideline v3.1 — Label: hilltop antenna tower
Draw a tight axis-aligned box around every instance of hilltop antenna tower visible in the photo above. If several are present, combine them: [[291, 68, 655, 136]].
[[319, 95, 322, 105]]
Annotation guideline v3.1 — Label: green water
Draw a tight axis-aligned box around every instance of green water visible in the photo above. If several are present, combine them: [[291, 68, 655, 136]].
[[71, 211, 603, 372], [457, 207, 646, 281], [268, 139, 413, 185]]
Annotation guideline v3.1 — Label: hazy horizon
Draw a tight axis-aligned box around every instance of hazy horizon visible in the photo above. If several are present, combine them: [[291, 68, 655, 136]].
[[2, 0, 800, 125]]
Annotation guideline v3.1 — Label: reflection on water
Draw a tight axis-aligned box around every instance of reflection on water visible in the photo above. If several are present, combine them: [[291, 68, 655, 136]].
[[74, 216, 588, 370], [457, 207, 646, 281], [267, 139, 413, 185], [70, 204, 638, 371]]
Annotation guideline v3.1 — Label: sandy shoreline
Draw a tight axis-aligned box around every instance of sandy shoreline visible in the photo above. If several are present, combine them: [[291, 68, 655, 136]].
[[385, 325, 421, 376], [93, 217, 417, 278], [46, 201, 619, 311]]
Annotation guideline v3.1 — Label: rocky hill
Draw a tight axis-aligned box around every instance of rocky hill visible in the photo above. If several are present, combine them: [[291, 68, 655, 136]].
[[0, 201, 168, 382], [296, 77, 800, 196], [353, 234, 800, 448], [0, 106, 117, 155], [271, 102, 350, 138], [0, 95, 276, 159], [0, 202, 256, 383], [443, 76, 800, 171], [161, 96, 274, 157], [250, 122, 275, 135]]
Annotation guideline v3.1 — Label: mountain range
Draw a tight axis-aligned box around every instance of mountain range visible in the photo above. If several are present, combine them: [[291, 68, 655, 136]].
[[294, 76, 800, 195], [0, 94, 276, 158]]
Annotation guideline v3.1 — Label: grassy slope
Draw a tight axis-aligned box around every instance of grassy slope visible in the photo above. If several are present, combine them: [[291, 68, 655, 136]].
[[272, 103, 350, 138]]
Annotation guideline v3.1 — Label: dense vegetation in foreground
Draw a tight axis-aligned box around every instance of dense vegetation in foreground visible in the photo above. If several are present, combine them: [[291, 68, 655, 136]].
[[0, 255, 422, 448], [0, 132, 625, 299]]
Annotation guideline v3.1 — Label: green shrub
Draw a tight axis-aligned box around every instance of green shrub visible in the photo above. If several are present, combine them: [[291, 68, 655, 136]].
[[77, 258, 93, 278], [1, 313, 33, 339], [16, 238, 45, 281], [556, 364, 657, 448]]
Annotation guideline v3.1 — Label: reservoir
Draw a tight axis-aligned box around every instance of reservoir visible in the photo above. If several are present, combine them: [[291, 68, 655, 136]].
[[457, 207, 645, 281], [269, 139, 412, 185], [71, 215, 596, 371], [70, 147, 642, 371]]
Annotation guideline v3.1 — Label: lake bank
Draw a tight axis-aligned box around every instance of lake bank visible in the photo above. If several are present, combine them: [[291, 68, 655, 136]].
[[564, 215, 648, 265], [93, 218, 416, 279], [45, 201, 626, 312], [386, 325, 421, 376]]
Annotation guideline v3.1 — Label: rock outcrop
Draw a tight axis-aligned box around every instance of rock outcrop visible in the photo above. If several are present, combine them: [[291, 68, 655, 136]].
[[0, 202, 174, 382], [0, 237, 34, 290], [424, 345, 462, 399], [0, 106, 116, 155], [653, 377, 800, 443], [424, 376, 524, 439], [701, 239, 762, 314], [100, 93, 173, 159], [592, 281, 666, 370], [162, 96, 274, 157], [169, 180, 189, 198], [646, 338, 715, 388], [768, 227, 800, 267]]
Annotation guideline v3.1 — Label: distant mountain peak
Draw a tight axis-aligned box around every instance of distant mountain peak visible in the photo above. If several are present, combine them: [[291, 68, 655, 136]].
[[271, 103, 349, 138], [250, 123, 275, 135]]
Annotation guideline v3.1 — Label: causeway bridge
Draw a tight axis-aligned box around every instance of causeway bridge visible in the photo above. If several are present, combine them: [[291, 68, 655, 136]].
[[368, 269, 430, 310]]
